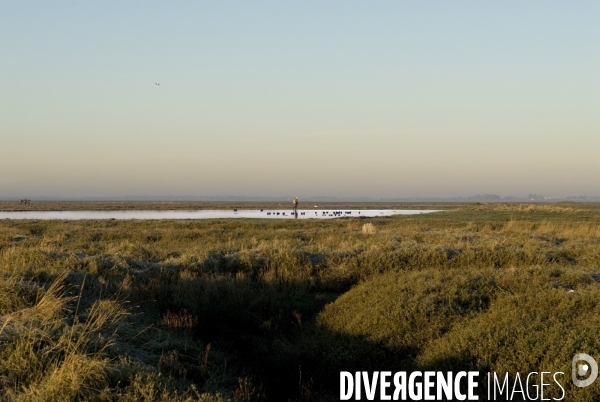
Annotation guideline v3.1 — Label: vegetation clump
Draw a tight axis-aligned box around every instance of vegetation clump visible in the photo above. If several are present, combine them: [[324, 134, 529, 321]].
[[361, 223, 376, 234]]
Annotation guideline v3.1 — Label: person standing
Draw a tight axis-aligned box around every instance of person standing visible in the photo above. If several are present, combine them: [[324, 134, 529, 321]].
[[293, 197, 299, 218]]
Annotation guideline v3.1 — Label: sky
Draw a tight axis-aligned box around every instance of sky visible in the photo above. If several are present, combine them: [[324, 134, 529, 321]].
[[1, 1, 599, 199]]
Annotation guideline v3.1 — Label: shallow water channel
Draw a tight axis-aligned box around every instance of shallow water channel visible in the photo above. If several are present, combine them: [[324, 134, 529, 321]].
[[0, 209, 442, 220]]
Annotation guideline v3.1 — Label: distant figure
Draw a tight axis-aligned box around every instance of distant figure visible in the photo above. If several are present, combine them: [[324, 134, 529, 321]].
[[292, 197, 299, 219], [155, 83, 160, 86]]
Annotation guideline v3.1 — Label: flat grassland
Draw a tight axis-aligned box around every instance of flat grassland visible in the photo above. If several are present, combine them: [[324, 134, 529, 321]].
[[1, 202, 600, 401], [0, 200, 454, 211]]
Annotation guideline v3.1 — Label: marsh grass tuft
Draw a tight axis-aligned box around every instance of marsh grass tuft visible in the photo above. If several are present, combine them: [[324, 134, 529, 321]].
[[361, 222, 376, 234]]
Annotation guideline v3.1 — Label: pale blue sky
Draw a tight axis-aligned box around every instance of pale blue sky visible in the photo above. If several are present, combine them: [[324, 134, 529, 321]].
[[1, 1, 599, 198]]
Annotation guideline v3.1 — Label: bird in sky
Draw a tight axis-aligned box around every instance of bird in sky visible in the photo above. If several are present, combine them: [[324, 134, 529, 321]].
[[155, 83, 160, 86]]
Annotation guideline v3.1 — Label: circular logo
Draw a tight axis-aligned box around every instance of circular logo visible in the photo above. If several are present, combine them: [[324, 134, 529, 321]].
[[572, 353, 598, 388]]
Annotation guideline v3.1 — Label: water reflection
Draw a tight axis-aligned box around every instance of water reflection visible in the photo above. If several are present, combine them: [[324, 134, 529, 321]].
[[0, 209, 442, 220]]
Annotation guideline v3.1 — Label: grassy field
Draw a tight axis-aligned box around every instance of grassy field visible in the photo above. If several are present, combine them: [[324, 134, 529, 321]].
[[0, 201, 456, 212], [1, 202, 600, 400]]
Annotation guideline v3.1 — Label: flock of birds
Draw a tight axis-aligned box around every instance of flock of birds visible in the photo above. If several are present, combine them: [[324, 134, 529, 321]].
[[266, 210, 358, 217], [231, 209, 361, 218], [232, 199, 365, 218]]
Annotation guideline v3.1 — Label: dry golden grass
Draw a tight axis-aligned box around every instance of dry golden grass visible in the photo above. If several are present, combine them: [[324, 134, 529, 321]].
[[361, 223, 376, 234], [0, 202, 600, 400]]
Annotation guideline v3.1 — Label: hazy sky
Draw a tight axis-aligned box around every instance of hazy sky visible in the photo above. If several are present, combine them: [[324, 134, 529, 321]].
[[1, 1, 599, 199]]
